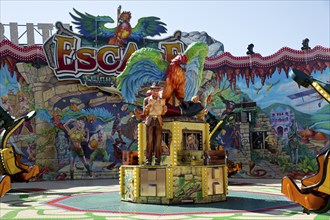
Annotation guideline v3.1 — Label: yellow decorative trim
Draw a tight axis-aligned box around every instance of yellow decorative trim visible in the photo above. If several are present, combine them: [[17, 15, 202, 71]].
[[138, 123, 146, 165], [224, 166, 228, 195], [119, 166, 124, 196], [134, 167, 140, 198], [166, 167, 173, 198], [312, 81, 330, 103], [209, 120, 224, 139], [205, 123, 210, 150], [171, 122, 177, 166], [202, 167, 208, 197]]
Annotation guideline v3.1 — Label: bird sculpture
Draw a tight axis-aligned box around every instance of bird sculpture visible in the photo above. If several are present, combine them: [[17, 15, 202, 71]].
[[70, 8, 167, 47], [116, 41, 209, 106]]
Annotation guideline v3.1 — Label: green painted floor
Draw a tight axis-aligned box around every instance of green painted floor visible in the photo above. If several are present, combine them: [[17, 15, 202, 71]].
[[0, 178, 329, 219]]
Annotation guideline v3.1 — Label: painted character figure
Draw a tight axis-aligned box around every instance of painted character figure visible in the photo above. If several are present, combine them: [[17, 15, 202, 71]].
[[219, 95, 238, 119], [56, 130, 70, 168], [1, 96, 12, 113], [230, 124, 242, 150], [161, 140, 170, 154], [186, 134, 198, 151], [143, 82, 167, 165], [27, 141, 37, 162], [106, 138, 127, 170], [89, 125, 111, 170], [111, 113, 123, 141], [64, 118, 92, 179], [265, 129, 278, 152], [14, 94, 34, 135], [216, 129, 227, 146]]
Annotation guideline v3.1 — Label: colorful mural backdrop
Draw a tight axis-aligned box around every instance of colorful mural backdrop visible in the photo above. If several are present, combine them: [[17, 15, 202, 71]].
[[0, 7, 329, 181]]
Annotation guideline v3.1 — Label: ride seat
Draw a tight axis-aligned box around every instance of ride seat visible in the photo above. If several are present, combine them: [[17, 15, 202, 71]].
[[301, 149, 330, 195], [0, 175, 11, 197], [281, 148, 330, 213]]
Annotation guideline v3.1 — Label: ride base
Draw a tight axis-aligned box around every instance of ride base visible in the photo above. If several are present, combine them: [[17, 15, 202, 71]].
[[120, 119, 228, 204]]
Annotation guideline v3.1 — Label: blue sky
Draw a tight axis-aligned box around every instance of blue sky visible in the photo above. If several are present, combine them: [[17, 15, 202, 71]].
[[0, 0, 329, 56]]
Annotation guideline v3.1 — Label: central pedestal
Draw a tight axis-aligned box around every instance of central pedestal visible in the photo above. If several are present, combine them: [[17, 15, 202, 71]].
[[119, 119, 228, 204], [120, 165, 227, 204]]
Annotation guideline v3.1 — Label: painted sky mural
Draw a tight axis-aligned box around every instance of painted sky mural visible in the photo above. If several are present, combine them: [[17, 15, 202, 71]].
[[1, 7, 329, 181], [237, 69, 330, 113]]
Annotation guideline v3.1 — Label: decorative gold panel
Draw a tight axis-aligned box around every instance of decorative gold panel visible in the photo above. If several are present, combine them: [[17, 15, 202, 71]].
[[140, 168, 166, 197], [207, 167, 224, 195]]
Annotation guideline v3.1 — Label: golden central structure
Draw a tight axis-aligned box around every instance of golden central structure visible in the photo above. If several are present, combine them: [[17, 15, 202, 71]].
[[120, 118, 228, 204]]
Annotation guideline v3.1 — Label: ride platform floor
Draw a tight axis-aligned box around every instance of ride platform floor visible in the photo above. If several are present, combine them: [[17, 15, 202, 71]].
[[0, 178, 329, 219]]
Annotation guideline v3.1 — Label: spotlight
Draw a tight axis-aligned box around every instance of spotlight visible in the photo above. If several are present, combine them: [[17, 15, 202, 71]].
[[291, 69, 330, 103]]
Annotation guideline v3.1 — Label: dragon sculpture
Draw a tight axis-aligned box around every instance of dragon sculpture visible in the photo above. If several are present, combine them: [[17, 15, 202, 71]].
[[70, 7, 167, 47]]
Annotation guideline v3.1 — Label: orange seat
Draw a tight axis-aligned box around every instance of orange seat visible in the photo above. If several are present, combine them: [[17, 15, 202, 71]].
[[281, 148, 330, 213], [15, 165, 40, 182], [282, 176, 327, 211], [0, 175, 11, 197], [301, 149, 329, 191]]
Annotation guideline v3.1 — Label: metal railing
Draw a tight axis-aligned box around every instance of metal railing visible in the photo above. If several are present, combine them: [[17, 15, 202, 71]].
[[0, 23, 71, 46]]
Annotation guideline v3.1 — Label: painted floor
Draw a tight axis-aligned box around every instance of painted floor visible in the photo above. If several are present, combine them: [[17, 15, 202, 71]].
[[0, 178, 329, 220]]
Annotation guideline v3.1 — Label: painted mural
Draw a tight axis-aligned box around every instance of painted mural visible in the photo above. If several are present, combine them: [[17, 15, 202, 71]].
[[0, 61, 36, 164], [207, 67, 330, 179], [0, 6, 329, 181]]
